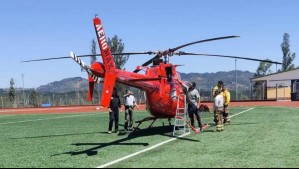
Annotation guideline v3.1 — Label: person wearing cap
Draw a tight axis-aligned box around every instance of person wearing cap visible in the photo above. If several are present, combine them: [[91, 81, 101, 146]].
[[213, 81, 224, 98], [186, 82, 204, 132], [221, 85, 231, 124], [124, 90, 139, 131]]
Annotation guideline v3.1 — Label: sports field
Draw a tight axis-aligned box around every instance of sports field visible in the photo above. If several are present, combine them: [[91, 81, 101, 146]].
[[0, 106, 298, 168]]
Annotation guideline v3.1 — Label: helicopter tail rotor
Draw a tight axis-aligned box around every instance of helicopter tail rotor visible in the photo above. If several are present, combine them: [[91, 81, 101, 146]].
[[70, 52, 101, 103]]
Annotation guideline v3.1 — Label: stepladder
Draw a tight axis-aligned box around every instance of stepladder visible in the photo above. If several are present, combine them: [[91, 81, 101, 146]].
[[173, 93, 190, 136]]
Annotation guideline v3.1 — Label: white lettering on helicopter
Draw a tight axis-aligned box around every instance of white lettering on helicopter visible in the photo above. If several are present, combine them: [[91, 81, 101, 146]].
[[95, 23, 115, 70], [96, 24, 108, 50]]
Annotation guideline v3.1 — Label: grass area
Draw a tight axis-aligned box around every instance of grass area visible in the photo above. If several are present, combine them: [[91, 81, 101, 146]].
[[0, 107, 298, 168]]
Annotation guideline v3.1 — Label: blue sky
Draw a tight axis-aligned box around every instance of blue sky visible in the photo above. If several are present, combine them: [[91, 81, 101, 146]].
[[0, 0, 298, 88]]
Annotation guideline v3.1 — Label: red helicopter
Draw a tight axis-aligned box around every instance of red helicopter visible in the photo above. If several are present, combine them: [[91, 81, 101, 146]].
[[23, 16, 282, 133]]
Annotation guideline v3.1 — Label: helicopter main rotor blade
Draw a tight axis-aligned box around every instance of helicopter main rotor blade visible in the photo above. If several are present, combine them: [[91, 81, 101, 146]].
[[170, 36, 240, 52], [21, 56, 71, 63], [178, 52, 282, 64], [21, 52, 151, 63], [133, 36, 240, 73]]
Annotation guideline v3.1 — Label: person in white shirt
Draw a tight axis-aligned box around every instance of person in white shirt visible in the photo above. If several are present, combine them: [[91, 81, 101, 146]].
[[124, 90, 139, 131], [214, 90, 224, 132]]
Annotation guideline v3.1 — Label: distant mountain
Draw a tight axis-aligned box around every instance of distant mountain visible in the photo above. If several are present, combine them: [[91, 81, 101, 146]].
[[37, 77, 88, 93], [180, 70, 254, 91], [35, 71, 254, 93]]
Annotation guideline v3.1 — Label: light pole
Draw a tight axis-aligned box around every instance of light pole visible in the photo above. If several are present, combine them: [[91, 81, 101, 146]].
[[235, 59, 238, 101], [1, 96, 3, 108], [53, 94, 55, 106], [21, 74, 25, 106]]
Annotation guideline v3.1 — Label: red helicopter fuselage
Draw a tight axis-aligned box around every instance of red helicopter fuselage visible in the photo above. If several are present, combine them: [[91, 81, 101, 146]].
[[90, 61, 186, 118], [86, 16, 187, 119]]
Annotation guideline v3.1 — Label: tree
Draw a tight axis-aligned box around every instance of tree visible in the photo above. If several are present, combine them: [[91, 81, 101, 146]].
[[108, 35, 129, 70], [90, 39, 100, 104], [107, 35, 130, 96], [90, 39, 97, 64], [253, 60, 273, 100], [29, 89, 39, 107], [254, 60, 273, 77], [8, 78, 16, 103], [281, 33, 296, 71]]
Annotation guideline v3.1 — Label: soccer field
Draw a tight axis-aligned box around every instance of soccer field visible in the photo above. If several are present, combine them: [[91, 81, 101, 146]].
[[0, 107, 298, 168]]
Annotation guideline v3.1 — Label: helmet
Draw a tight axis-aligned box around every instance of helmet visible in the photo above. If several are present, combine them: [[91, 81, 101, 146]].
[[191, 82, 196, 88]]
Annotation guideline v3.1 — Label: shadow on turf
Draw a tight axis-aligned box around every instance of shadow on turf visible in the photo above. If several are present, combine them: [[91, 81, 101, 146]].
[[9, 132, 103, 140], [51, 126, 199, 157]]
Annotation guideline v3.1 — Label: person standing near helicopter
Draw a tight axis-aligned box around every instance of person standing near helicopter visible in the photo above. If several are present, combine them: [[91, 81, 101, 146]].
[[212, 80, 224, 124], [186, 82, 204, 132], [124, 90, 139, 131], [108, 88, 122, 134], [214, 89, 224, 131], [221, 85, 231, 124]]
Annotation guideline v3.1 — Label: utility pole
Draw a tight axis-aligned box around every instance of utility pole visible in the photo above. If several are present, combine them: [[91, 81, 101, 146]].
[[1, 96, 3, 108], [21, 74, 25, 107], [53, 94, 55, 106], [235, 59, 238, 101], [211, 85, 214, 101], [64, 93, 67, 105], [77, 91, 80, 105]]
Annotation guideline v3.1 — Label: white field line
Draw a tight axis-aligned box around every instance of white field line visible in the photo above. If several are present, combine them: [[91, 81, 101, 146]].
[[96, 107, 256, 168], [230, 107, 255, 118], [0, 113, 99, 125], [229, 107, 254, 110], [96, 132, 191, 168]]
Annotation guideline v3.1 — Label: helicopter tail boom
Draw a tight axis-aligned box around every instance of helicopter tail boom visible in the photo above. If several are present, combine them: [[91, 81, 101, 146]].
[[93, 17, 117, 107]]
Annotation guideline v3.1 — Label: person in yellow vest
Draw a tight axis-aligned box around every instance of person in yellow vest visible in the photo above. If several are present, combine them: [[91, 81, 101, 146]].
[[212, 81, 224, 124], [221, 85, 231, 124]]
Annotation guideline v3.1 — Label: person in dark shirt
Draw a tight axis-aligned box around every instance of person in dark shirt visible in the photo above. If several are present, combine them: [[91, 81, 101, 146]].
[[108, 88, 122, 134]]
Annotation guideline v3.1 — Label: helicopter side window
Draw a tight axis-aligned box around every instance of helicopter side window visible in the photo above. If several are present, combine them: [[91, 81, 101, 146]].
[[165, 66, 173, 82]]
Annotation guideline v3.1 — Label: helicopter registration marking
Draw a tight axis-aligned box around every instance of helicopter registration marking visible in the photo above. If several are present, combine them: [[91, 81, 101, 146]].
[[95, 22, 115, 70], [96, 24, 108, 50]]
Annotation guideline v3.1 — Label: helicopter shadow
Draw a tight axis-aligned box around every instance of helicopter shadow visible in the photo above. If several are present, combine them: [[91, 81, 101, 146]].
[[9, 132, 102, 140], [52, 125, 198, 157]]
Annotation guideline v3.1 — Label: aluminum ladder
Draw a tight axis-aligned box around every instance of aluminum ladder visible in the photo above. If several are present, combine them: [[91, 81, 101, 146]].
[[173, 93, 189, 136]]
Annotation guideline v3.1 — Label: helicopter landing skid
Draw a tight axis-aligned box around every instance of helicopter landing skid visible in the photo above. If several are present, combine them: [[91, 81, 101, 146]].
[[133, 117, 157, 133]]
